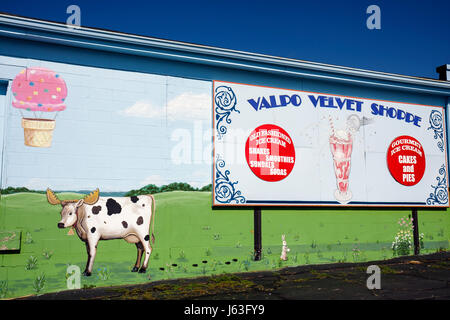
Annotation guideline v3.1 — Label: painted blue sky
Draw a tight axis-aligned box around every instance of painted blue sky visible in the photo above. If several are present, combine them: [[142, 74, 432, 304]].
[[0, 0, 449, 79], [0, 57, 213, 192]]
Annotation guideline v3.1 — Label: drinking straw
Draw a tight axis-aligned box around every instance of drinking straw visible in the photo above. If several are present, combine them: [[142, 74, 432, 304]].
[[328, 115, 335, 136]]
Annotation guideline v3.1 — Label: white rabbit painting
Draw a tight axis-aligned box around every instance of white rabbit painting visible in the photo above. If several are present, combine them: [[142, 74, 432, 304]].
[[280, 234, 290, 261]]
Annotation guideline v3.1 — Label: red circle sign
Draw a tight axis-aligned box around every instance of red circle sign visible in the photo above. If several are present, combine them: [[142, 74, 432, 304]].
[[245, 124, 295, 182], [386, 135, 426, 186]]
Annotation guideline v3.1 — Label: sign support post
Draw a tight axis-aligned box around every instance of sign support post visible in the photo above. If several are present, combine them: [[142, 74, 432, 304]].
[[412, 208, 420, 255], [254, 207, 262, 261]]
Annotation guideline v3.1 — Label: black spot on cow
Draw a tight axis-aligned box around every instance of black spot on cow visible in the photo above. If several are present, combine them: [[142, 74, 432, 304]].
[[92, 206, 101, 215], [130, 196, 139, 203], [90, 227, 96, 234], [144, 234, 150, 241], [122, 221, 128, 228], [106, 198, 122, 215], [136, 216, 144, 225], [142, 204, 145, 207]]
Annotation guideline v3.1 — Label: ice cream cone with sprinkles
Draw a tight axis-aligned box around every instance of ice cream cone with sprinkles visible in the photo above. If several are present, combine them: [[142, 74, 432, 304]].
[[11, 67, 67, 147]]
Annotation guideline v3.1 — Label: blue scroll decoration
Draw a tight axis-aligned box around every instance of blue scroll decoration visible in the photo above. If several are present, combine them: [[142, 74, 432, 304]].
[[426, 164, 448, 205], [214, 85, 239, 140], [214, 156, 246, 204], [427, 110, 444, 152]]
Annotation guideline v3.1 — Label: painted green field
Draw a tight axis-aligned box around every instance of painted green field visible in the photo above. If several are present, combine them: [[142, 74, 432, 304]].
[[0, 191, 448, 299]]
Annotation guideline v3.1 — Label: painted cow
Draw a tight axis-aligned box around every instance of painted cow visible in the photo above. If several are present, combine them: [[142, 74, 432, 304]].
[[47, 188, 156, 276]]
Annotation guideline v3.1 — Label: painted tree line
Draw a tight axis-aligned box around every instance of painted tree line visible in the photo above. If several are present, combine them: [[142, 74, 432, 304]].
[[0, 183, 213, 196]]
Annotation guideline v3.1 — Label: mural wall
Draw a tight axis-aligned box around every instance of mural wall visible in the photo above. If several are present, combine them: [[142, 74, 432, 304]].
[[3, 59, 212, 191], [0, 55, 448, 298]]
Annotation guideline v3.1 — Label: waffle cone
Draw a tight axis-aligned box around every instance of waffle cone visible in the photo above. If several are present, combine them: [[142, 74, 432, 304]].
[[21, 118, 55, 148]]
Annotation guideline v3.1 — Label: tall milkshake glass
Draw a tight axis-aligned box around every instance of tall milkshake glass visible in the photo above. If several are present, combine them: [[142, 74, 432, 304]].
[[329, 130, 353, 203]]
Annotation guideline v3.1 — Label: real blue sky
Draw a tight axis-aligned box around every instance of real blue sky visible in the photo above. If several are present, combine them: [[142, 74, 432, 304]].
[[1, 0, 449, 79]]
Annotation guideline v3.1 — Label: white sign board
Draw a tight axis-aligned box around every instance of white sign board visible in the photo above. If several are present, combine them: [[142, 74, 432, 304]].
[[212, 81, 449, 207]]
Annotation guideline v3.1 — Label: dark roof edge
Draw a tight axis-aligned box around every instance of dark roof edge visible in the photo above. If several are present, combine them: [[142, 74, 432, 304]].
[[1, 13, 450, 93]]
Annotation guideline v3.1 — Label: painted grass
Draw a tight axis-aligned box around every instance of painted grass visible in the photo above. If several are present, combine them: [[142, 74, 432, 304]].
[[0, 191, 448, 298]]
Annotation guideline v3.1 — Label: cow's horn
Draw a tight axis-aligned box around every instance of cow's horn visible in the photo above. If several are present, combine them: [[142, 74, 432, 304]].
[[83, 188, 100, 205], [46, 188, 61, 205]]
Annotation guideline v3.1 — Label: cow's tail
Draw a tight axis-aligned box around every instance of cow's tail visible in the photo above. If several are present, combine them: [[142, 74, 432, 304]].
[[148, 194, 156, 245]]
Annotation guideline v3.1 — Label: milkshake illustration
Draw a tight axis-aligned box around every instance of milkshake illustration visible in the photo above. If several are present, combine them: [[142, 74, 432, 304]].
[[329, 115, 366, 204], [329, 129, 353, 203]]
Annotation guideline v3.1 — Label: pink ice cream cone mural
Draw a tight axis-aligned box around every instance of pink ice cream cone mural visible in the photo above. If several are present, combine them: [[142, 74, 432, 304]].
[[11, 67, 67, 147]]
